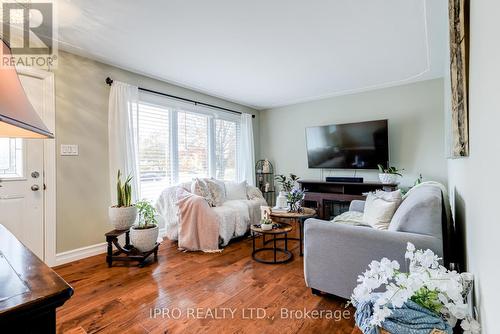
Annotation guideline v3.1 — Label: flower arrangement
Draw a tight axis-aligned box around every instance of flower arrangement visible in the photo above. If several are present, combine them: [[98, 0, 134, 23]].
[[286, 188, 305, 212], [351, 243, 480, 334]]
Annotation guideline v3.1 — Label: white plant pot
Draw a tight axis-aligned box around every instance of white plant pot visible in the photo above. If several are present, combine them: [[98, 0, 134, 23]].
[[108, 206, 137, 230], [261, 224, 273, 231], [379, 173, 398, 185], [130, 225, 159, 252]]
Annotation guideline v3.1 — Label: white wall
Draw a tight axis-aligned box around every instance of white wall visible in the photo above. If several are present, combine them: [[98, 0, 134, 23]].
[[447, 1, 500, 332], [259, 79, 447, 188]]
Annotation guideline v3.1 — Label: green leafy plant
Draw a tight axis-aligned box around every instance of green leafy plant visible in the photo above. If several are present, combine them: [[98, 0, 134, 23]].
[[135, 200, 158, 229], [260, 217, 272, 225], [116, 170, 133, 207], [377, 164, 404, 177], [275, 173, 300, 192], [410, 286, 443, 315]]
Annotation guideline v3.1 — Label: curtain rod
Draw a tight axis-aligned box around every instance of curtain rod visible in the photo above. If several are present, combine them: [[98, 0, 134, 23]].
[[105, 77, 255, 119]]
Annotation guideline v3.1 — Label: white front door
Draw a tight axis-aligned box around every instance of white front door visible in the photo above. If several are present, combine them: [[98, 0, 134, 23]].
[[0, 71, 52, 260]]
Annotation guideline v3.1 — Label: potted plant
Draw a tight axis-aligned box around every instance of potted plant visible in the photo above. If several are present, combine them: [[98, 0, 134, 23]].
[[377, 164, 403, 184], [260, 217, 273, 231], [275, 174, 300, 208], [108, 170, 136, 230], [130, 200, 159, 252]]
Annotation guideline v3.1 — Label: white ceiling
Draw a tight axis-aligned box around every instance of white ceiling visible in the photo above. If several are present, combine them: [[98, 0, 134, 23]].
[[57, 0, 447, 110]]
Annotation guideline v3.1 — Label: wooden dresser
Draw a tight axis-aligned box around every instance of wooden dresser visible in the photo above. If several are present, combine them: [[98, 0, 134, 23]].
[[298, 179, 398, 220], [0, 224, 73, 333]]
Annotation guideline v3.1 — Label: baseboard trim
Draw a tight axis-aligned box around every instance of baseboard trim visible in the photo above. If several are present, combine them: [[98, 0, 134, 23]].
[[54, 242, 107, 266], [53, 228, 167, 267]]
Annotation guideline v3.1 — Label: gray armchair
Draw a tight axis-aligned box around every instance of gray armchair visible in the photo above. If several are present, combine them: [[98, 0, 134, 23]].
[[303, 185, 444, 299]]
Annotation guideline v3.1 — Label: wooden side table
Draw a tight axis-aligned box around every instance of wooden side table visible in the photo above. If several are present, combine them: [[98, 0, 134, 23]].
[[270, 208, 317, 256], [105, 228, 160, 267], [251, 223, 293, 264]]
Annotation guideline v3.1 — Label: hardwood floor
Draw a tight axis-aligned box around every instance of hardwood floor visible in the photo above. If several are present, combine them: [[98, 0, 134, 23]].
[[55, 232, 357, 334]]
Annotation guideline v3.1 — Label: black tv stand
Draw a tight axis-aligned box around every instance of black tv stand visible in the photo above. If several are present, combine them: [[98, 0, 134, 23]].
[[298, 180, 398, 220]]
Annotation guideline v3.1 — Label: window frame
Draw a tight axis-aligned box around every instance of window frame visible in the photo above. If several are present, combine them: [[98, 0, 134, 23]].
[[0, 138, 26, 180], [135, 92, 241, 200]]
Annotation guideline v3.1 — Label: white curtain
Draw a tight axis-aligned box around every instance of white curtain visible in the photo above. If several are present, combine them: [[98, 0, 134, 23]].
[[238, 113, 255, 185], [108, 81, 139, 205]]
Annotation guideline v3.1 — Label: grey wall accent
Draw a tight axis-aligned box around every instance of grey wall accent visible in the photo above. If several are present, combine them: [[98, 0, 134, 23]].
[[54, 51, 259, 252], [258, 79, 447, 188]]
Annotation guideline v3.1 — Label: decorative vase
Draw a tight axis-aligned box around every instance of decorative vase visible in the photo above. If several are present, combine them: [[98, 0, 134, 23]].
[[288, 201, 298, 213], [276, 191, 288, 209], [108, 206, 137, 230], [130, 225, 159, 252], [379, 173, 398, 184]]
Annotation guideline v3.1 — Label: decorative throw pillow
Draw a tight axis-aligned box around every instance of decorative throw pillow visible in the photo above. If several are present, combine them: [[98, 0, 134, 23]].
[[363, 190, 402, 230], [191, 178, 215, 207], [224, 181, 248, 200], [204, 178, 226, 206], [375, 189, 403, 208], [247, 186, 264, 201]]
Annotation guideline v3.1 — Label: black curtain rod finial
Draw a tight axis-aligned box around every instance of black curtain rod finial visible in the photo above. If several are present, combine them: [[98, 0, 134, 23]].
[[105, 77, 113, 86]]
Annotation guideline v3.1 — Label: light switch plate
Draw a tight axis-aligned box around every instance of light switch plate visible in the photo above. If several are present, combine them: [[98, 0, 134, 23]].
[[60, 144, 79, 156]]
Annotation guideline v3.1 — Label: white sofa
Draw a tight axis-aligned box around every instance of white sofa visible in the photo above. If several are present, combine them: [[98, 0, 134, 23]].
[[156, 181, 267, 246]]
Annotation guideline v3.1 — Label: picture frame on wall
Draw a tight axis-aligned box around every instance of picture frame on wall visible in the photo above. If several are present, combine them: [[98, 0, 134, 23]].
[[448, 0, 469, 157]]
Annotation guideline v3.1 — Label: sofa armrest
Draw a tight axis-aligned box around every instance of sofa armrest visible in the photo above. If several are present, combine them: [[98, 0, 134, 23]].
[[303, 218, 443, 299], [349, 200, 365, 213]]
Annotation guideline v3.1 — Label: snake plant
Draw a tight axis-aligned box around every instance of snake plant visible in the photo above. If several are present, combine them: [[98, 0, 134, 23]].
[[116, 170, 133, 207]]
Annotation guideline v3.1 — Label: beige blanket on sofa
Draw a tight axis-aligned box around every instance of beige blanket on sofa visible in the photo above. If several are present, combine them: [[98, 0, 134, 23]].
[[176, 188, 220, 252]]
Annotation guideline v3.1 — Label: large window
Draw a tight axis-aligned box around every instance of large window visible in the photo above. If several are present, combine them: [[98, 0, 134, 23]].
[[177, 111, 209, 183], [134, 94, 240, 201], [215, 119, 237, 181]]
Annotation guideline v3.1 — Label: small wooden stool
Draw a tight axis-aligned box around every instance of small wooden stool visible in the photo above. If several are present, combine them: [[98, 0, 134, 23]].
[[105, 228, 160, 267]]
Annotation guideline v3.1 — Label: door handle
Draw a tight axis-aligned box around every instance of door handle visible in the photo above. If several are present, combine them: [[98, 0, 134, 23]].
[[31, 185, 40, 191]]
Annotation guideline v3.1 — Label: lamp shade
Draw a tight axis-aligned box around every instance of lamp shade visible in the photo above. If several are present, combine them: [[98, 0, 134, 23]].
[[0, 39, 53, 138]]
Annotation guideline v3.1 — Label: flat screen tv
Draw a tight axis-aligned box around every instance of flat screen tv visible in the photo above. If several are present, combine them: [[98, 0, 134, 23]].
[[305, 119, 388, 169]]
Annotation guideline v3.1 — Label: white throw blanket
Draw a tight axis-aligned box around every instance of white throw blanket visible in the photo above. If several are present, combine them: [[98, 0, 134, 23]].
[[156, 184, 266, 247]]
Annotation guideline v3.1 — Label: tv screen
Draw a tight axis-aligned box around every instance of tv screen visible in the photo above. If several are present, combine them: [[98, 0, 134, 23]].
[[305, 119, 388, 169]]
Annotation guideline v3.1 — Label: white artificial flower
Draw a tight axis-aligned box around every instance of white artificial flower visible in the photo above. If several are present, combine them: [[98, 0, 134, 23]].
[[352, 284, 371, 303], [448, 302, 468, 320], [461, 318, 481, 334], [418, 249, 440, 268], [370, 306, 392, 327], [405, 242, 416, 260]]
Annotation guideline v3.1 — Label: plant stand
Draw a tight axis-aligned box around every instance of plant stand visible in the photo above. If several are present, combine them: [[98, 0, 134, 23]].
[[105, 228, 160, 267]]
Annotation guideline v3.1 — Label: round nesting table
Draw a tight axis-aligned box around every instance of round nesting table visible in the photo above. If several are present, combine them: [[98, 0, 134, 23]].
[[251, 223, 293, 264], [269, 208, 317, 256]]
